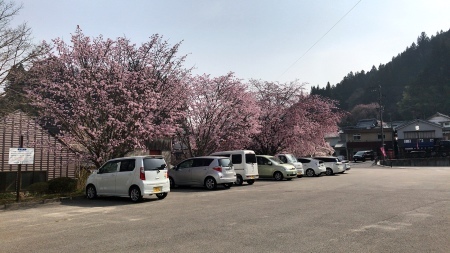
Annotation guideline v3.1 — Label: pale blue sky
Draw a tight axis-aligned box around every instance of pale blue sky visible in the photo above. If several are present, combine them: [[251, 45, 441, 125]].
[[14, 0, 450, 90]]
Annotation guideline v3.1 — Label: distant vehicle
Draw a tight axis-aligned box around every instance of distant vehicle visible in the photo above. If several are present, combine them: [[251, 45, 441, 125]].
[[297, 157, 326, 177], [256, 155, 297, 181], [210, 150, 259, 185], [432, 140, 450, 157], [353, 150, 375, 162], [169, 156, 236, 190], [274, 153, 304, 177], [405, 150, 427, 158], [85, 156, 170, 202], [313, 156, 345, 176]]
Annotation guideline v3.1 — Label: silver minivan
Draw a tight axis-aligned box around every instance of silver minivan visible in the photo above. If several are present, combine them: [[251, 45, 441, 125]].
[[169, 156, 236, 190], [85, 156, 170, 202]]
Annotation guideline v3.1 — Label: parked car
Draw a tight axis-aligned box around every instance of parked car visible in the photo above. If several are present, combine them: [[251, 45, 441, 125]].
[[297, 157, 326, 177], [256, 155, 297, 181], [274, 153, 304, 178], [85, 156, 170, 202], [313, 156, 345, 176], [353, 150, 375, 162], [337, 157, 351, 172], [210, 150, 259, 185], [169, 156, 236, 190]]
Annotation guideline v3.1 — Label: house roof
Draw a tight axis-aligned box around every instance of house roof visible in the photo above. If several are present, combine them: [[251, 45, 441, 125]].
[[395, 118, 443, 130], [427, 112, 450, 121], [355, 118, 378, 129]]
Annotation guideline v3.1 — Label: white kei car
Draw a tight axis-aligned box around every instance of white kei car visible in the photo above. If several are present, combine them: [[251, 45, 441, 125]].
[[85, 156, 170, 202]]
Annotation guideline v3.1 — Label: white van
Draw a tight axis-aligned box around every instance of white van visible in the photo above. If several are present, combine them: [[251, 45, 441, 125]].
[[210, 150, 259, 185]]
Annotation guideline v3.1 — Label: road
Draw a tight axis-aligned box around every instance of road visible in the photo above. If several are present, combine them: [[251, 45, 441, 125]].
[[1, 162, 449, 253]]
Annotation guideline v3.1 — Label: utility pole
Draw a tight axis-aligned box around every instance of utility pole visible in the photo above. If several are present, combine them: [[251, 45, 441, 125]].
[[378, 85, 385, 159]]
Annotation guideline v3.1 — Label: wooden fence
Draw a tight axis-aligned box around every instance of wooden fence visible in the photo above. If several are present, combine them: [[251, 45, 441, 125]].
[[0, 111, 81, 192]]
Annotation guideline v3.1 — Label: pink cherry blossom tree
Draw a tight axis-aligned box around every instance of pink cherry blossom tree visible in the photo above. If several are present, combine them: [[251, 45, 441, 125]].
[[341, 103, 379, 126], [175, 73, 260, 157], [248, 80, 305, 155], [290, 95, 346, 156], [27, 28, 190, 167], [248, 80, 345, 156]]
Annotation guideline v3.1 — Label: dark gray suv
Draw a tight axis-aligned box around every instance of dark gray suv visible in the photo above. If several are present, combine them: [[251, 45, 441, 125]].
[[353, 150, 375, 162]]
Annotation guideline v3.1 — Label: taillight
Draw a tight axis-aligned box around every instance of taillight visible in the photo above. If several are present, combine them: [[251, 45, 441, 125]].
[[165, 171, 168, 178], [140, 167, 145, 180], [213, 167, 222, 172]]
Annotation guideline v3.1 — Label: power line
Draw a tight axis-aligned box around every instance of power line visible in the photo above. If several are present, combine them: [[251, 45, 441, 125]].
[[279, 0, 363, 80]]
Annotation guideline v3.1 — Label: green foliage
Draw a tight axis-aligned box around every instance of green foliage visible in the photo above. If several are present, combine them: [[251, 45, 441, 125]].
[[311, 29, 450, 121], [27, 182, 49, 195], [48, 177, 77, 194], [0, 65, 37, 117]]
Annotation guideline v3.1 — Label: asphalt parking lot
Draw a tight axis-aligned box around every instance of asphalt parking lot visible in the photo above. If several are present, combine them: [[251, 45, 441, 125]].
[[1, 162, 449, 253]]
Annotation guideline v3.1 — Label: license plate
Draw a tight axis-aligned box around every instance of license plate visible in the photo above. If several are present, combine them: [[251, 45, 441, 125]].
[[153, 187, 162, 193], [248, 176, 254, 179]]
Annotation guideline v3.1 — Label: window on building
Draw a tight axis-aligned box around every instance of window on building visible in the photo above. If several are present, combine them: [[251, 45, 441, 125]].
[[353, 134, 361, 140], [377, 134, 385, 140], [404, 131, 435, 139]]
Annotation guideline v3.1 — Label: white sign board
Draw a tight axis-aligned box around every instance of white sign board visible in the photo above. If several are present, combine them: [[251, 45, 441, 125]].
[[8, 148, 35, 164]]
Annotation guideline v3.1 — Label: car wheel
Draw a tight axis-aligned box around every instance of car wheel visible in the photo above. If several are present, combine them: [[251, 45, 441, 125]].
[[235, 175, 243, 186], [362, 158, 366, 162], [129, 186, 142, 202], [204, 177, 217, 190], [86, 185, 97, 199], [156, 192, 168, 200], [353, 159, 357, 163], [223, 183, 232, 189], [247, 179, 255, 185], [169, 177, 175, 188], [442, 152, 448, 157], [326, 168, 333, 176], [274, 171, 283, 181], [306, 169, 315, 177]]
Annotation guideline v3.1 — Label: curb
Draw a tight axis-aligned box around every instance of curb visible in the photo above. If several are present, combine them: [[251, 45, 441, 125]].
[[1, 196, 85, 211]]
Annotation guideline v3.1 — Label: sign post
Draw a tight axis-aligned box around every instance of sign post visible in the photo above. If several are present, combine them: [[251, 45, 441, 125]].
[[8, 136, 35, 202]]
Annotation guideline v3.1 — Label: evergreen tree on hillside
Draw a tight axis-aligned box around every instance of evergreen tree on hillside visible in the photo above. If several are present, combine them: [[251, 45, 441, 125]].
[[311, 29, 450, 120], [0, 65, 35, 116]]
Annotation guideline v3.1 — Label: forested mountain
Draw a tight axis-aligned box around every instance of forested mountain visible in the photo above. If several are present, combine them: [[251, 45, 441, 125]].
[[311, 29, 450, 123]]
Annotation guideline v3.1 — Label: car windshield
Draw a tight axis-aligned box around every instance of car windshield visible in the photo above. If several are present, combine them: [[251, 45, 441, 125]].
[[268, 156, 283, 164], [285, 154, 298, 163], [355, 151, 365, 155]]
